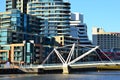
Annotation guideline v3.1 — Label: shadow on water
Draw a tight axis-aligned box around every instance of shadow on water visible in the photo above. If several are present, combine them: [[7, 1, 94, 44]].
[[0, 68, 26, 74], [1, 71, 120, 80]]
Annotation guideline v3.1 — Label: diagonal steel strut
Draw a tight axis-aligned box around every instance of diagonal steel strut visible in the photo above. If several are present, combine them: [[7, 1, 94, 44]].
[[68, 46, 99, 65], [54, 48, 66, 64], [65, 43, 75, 64], [42, 50, 54, 64]]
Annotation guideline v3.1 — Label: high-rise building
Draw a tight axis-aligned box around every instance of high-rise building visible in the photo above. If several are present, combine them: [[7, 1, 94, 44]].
[[0, 9, 43, 64], [6, 0, 29, 13], [70, 12, 92, 45], [92, 27, 120, 52], [0, 9, 42, 44], [27, 0, 71, 37], [71, 12, 83, 23]]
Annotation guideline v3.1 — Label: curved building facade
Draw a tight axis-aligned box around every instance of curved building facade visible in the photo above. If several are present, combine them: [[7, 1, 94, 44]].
[[27, 0, 71, 37], [70, 12, 92, 46]]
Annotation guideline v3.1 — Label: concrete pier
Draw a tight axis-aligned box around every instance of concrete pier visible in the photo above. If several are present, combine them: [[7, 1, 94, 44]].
[[62, 64, 70, 74]]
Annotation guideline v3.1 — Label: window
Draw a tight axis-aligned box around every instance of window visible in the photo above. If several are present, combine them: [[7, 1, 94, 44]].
[[60, 37, 62, 40], [60, 42, 62, 45]]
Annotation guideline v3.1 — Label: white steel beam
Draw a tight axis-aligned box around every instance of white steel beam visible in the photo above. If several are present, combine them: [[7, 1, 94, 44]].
[[94, 50, 104, 63], [65, 43, 75, 64], [54, 48, 66, 64], [42, 50, 54, 64], [68, 46, 99, 65], [98, 48, 114, 63]]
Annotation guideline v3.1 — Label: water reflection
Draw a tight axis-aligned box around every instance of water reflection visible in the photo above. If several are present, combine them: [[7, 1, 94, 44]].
[[1, 71, 120, 80]]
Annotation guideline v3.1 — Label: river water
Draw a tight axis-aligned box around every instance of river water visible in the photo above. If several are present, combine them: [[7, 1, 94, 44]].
[[0, 71, 120, 80]]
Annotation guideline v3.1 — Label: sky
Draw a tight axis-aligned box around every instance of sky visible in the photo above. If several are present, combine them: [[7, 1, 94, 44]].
[[0, 0, 120, 40], [70, 0, 120, 40]]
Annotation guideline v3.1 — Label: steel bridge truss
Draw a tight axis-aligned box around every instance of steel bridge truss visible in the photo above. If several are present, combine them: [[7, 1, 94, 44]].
[[42, 43, 113, 65]]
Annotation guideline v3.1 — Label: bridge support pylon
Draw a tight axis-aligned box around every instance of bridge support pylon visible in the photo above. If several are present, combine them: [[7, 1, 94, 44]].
[[62, 64, 70, 74]]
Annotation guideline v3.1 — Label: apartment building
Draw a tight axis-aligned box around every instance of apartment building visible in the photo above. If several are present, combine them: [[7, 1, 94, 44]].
[[0, 9, 43, 44], [0, 9, 43, 65], [0, 41, 43, 65], [6, 0, 29, 13], [92, 27, 120, 52], [70, 12, 92, 45], [27, 0, 71, 36]]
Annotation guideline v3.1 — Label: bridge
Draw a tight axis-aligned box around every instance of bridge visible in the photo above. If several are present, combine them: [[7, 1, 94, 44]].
[[19, 44, 120, 74], [2, 44, 120, 74]]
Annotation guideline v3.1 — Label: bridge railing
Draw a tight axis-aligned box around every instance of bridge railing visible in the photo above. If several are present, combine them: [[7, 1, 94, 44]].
[[70, 61, 120, 66], [1, 61, 120, 69]]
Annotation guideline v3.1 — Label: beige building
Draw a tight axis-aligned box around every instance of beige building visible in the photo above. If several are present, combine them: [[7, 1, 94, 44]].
[[0, 42, 43, 65], [54, 36, 79, 46], [92, 27, 120, 52]]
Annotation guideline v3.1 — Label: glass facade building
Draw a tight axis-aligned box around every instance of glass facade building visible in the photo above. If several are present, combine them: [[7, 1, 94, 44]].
[[0, 9, 43, 64], [0, 9, 42, 44], [27, 0, 71, 37]]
